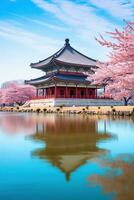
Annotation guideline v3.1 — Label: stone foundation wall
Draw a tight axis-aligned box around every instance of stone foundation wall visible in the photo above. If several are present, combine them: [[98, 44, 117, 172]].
[[28, 98, 123, 107]]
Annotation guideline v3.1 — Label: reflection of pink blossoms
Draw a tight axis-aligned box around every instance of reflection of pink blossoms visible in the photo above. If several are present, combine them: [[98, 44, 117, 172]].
[[89, 22, 134, 105], [0, 114, 35, 134], [0, 83, 36, 105]]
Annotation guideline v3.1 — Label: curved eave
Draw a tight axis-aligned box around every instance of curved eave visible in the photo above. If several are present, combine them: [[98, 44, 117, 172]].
[[30, 46, 65, 69], [30, 59, 97, 70], [25, 76, 92, 86], [52, 76, 91, 84], [30, 62, 51, 69], [54, 59, 97, 68], [25, 75, 52, 85]]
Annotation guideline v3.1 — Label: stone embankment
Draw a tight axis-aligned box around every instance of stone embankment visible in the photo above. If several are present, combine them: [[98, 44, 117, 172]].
[[0, 105, 134, 117]]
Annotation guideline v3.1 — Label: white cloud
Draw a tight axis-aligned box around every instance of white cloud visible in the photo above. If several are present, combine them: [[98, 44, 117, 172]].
[[0, 20, 65, 85], [0, 20, 63, 54], [30, 0, 133, 62], [31, 0, 116, 43], [28, 19, 68, 32], [31, 0, 134, 37], [10, 14, 68, 32], [89, 0, 134, 19]]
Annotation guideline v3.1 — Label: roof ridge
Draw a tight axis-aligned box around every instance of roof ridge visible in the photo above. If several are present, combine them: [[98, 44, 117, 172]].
[[55, 44, 67, 58]]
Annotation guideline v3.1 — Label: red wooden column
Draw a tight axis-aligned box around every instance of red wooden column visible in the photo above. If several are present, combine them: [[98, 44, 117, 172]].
[[66, 82, 68, 98], [84, 88, 86, 99], [48, 88, 49, 98], [49, 87, 52, 98], [46, 88, 48, 98], [43, 88, 46, 98], [49, 88, 51, 98], [75, 83, 78, 98], [43, 88, 45, 96], [95, 86, 98, 99], [47, 88, 49, 98], [86, 85, 88, 99], [54, 83, 57, 98], [36, 88, 38, 97]]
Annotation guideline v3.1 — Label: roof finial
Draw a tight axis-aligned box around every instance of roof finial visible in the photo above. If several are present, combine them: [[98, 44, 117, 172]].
[[65, 38, 70, 46]]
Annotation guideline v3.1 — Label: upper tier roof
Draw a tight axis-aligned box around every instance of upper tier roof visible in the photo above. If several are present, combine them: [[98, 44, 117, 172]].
[[30, 38, 97, 69]]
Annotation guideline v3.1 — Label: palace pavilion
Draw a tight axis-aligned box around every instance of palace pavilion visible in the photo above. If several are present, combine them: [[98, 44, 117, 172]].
[[26, 39, 118, 106]]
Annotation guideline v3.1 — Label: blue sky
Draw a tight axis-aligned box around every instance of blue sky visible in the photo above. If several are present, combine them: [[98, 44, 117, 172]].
[[0, 0, 134, 86]]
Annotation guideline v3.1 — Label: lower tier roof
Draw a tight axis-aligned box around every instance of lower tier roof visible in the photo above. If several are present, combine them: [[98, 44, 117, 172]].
[[25, 73, 91, 85]]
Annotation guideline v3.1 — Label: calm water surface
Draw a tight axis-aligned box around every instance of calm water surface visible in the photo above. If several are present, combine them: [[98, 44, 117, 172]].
[[0, 112, 134, 200]]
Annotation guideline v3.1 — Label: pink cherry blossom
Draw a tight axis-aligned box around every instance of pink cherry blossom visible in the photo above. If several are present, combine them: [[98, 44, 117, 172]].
[[0, 83, 36, 105], [90, 22, 134, 105]]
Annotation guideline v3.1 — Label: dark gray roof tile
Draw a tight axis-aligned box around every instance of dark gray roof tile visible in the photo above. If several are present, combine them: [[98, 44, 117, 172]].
[[31, 39, 97, 69], [25, 73, 91, 85]]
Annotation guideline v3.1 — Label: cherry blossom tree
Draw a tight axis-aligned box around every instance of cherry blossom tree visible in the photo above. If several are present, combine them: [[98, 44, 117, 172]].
[[0, 83, 36, 106], [90, 22, 134, 105]]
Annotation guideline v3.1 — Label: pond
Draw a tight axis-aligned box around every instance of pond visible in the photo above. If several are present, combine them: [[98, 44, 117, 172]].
[[0, 112, 134, 200]]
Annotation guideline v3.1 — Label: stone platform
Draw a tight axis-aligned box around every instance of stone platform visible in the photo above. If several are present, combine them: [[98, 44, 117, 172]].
[[27, 98, 123, 107]]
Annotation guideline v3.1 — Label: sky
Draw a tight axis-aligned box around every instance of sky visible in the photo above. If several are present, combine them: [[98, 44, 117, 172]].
[[0, 0, 134, 86]]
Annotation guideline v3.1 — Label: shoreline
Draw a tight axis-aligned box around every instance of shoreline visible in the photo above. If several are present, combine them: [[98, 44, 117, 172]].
[[0, 105, 134, 117]]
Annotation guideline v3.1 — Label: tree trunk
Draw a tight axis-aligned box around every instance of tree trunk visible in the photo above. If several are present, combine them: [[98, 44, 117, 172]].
[[123, 97, 131, 106]]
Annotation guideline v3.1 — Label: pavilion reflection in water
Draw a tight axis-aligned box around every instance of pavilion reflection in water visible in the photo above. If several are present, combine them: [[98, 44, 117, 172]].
[[29, 114, 113, 181]]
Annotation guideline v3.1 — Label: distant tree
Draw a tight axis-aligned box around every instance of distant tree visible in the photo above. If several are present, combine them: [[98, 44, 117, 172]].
[[90, 22, 134, 105], [0, 83, 36, 106], [1, 80, 24, 89]]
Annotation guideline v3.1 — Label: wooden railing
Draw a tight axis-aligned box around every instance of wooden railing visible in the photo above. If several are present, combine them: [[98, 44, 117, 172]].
[[30, 95, 112, 100]]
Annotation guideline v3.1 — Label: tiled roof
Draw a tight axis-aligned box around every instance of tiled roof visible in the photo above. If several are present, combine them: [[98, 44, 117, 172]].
[[25, 73, 91, 85], [30, 39, 97, 69]]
